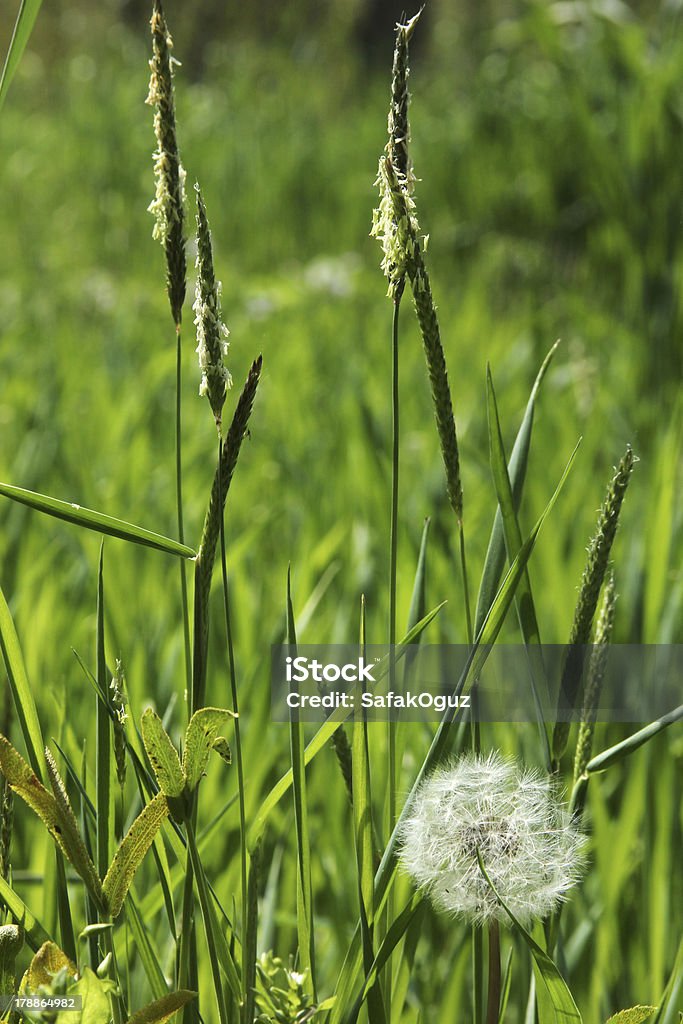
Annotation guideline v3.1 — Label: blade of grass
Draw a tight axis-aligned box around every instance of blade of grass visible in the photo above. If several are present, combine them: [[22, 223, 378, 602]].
[[477, 852, 582, 1023], [474, 341, 559, 635], [125, 894, 168, 1002], [287, 569, 317, 999], [248, 601, 447, 849], [0, 0, 43, 112], [243, 842, 260, 1024], [353, 597, 385, 1024], [0, 582, 46, 779], [331, 443, 580, 1023], [0, 482, 195, 559], [96, 545, 113, 882], [586, 705, 683, 773], [486, 364, 552, 766], [0, 874, 50, 950]]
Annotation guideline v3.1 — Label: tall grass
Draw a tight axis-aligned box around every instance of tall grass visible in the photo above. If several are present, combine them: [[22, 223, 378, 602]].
[[0, 3, 680, 1023]]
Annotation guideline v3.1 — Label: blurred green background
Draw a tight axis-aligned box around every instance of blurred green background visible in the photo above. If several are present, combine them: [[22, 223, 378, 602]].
[[0, 0, 681, 1019]]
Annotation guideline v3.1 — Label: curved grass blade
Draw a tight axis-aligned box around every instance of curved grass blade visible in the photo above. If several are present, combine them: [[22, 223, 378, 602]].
[[103, 792, 169, 919], [0, 584, 45, 779], [0, 482, 195, 559], [586, 705, 683, 774], [125, 990, 197, 1024], [486, 364, 552, 765], [125, 894, 168, 1002], [247, 601, 447, 850], [0, 0, 43, 112], [474, 341, 559, 635], [0, 875, 50, 951], [477, 852, 582, 1023], [96, 545, 113, 880]]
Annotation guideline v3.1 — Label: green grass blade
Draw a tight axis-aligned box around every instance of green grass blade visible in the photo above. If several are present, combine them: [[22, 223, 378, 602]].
[[54, 852, 77, 964], [287, 569, 317, 998], [486, 364, 552, 765], [586, 705, 683, 773], [125, 894, 168, 1002], [477, 852, 582, 1023], [331, 444, 579, 1024], [185, 820, 239, 1021], [0, 482, 195, 559], [96, 544, 113, 881], [243, 842, 261, 1024], [474, 342, 559, 635], [0, 874, 51, 951], [248, 601, 446, 849], [353, 597, 385, 1024], [0, 583, 45, 779], [0, 0, 43, 112]]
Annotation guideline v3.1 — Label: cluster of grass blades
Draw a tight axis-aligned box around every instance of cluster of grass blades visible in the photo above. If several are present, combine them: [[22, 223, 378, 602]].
[[0, 3, 680, 1023]]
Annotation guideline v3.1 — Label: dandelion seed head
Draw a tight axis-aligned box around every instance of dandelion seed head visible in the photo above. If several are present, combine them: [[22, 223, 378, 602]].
[[398, 752, 586, 927]]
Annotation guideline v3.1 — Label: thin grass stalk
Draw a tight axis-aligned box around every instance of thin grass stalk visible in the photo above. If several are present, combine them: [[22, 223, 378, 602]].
[[176, 331, 192, 713], [217, 434, 248, 1021], [185, 820, 231, 1024]]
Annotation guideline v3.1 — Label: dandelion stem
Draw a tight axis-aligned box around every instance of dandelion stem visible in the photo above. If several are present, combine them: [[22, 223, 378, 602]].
[[485, 920, 501, 1024]]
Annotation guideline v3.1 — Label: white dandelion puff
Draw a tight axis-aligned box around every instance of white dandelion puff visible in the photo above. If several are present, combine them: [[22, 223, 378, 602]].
[[398, 752, 586, 927]]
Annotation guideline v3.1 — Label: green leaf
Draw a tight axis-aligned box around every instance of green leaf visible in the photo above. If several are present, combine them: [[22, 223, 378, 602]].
[[44, 748, 104, 906], [125, 895, 168, 1002], [0, 875, 50, 951], [0, 0, 44, 113], [95, 544, 113, 881], [0, 481, 195, 559], [125, 991, 197, 1024], [141, 710, 185, 798], [22, 940, 76, 990], [587, 705, 683, 773], [0, 737, 102, 903], [486, 364, 551, 764], [103, 792, 169, 918], [72, 967, 117, 1024], [474, 341, 559, 635], [477, 852, 581, 1023], [182, 708, 236, 791], [0, 583, 45, 779], [606, 1009, 657, 1024]]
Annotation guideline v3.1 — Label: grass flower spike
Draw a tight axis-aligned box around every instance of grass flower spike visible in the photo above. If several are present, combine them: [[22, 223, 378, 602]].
[[193, 184, 232, 429], [399, 753, 585, 927], [147, 0, 187, 327]]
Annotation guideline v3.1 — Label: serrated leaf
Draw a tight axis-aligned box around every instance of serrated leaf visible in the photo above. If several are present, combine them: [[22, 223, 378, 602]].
[[0, 737, 102, 902], [182, 708, 236, 791], [44, 748, 104, 905], [606, 1009, 657, 1024], [125, 990, 197, 1024], [103, 793, 169, 918], [211, 737, 231, 765], [23, 941, 77, 990], [141, 710, 184, 798]]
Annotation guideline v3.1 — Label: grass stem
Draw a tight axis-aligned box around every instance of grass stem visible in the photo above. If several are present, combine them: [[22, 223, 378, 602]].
[[175, 328, 192, 715]]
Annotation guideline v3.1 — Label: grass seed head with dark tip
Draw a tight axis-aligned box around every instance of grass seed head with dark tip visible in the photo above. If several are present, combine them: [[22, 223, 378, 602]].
[[193, 184, 231, 431], [147, 0, 186, 327], [553, 446, 635, 766], [573, 571, 617, 782]]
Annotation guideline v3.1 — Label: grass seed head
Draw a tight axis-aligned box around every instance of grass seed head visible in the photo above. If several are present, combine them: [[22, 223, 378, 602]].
[[147, 0, 187, 327], [398, 752, 586, 927], [193, 184, 231, 430]]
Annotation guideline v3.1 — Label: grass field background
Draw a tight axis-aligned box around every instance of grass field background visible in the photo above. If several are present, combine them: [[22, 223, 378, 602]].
[[0, 1, 681, 1021]]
